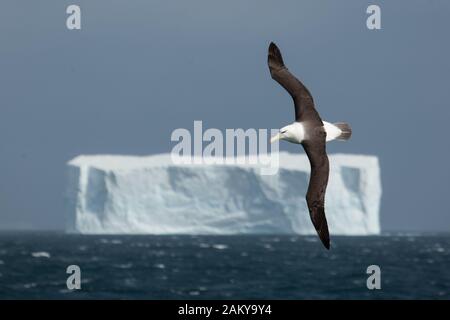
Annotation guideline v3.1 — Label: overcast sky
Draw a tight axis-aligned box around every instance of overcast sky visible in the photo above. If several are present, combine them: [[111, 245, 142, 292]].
[[1, 1, 449, 231]]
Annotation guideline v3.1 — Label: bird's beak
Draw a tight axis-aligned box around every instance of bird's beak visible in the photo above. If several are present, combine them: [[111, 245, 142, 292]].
[[270, 132, 282, 144]]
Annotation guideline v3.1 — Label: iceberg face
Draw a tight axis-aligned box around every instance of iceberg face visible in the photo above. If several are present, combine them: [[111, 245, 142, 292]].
[[65, 152, 381, 235]]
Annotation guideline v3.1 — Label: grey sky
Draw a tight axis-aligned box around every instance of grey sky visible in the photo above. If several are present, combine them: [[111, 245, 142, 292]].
[[0, 1, 449, 231]]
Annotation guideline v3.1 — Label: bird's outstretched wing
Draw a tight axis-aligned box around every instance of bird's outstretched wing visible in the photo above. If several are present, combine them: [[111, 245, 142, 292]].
[[302, 128, 330, 249], [268, 41, 330, 249], [267, 42, 322, 124]]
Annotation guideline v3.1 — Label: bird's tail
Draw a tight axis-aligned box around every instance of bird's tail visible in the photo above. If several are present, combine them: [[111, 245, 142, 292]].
[[334, 122, 352, 141]]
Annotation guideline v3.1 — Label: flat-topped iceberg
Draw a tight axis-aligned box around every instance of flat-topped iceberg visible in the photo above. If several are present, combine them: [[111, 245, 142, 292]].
[[65, 152, 381, 235]]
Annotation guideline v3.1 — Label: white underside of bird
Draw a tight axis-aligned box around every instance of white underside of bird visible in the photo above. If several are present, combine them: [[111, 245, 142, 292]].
[[270, 121, 346, 144]]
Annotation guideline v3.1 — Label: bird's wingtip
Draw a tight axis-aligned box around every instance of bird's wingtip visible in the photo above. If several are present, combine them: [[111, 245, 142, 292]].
[[320, 233, 331, 250], [267, 42, 285, 72], [268, 41, 278, 52]]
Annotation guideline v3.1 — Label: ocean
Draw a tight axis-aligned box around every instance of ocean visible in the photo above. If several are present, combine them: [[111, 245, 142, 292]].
[[0, 232, 448, 299]]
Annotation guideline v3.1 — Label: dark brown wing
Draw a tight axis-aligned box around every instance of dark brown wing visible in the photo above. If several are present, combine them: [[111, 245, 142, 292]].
[[302, 128, 330, 249], [268, 42, 322, 124]]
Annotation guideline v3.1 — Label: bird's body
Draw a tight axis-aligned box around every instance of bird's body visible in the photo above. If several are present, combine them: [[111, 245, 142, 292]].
[[267, 42, 352, 249], [272, 121, 348, 144]]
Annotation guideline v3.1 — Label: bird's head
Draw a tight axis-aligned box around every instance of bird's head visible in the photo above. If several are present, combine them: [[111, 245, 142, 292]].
[[270, 123, 304, 144]]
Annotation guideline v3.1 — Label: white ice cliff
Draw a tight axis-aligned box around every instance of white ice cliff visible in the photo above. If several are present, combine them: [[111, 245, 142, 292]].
[[65, 152, 381, 235]]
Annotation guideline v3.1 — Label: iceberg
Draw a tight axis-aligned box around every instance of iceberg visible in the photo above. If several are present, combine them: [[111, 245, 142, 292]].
[[65, 152, 381, 235]]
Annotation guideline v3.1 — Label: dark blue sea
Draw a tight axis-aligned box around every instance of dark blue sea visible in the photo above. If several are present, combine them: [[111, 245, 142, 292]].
[[0, 232, 448, 299]]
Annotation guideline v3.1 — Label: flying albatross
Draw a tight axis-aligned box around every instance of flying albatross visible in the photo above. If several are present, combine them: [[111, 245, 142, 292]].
[[267, 42, 352, 249]]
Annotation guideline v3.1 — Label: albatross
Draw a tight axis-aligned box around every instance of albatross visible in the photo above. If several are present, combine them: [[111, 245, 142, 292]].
[[267, 42, 352, 249]]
